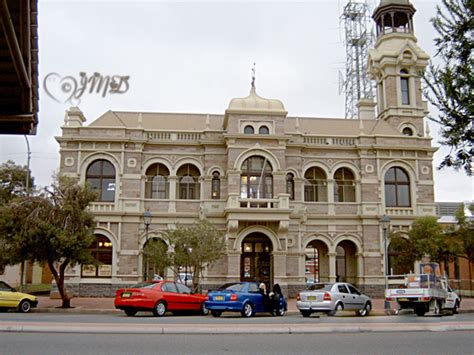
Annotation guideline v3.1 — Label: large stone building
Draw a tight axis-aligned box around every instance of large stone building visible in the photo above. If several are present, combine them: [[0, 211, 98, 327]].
[[56, 0, 437, 297]]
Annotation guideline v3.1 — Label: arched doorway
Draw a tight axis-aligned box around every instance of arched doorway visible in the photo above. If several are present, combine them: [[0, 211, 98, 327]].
[[335, 240, 358, 283], [240, 233, 273, 286], [142, 238, 169, 280], [305, 240, 329, 283]]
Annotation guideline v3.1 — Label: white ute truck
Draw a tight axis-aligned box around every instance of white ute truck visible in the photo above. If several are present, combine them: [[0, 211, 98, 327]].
[[385, 262, 461, 316]]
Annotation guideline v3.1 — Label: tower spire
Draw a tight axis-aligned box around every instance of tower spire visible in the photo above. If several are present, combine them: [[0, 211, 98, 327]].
[[251, 62, 256, 89]]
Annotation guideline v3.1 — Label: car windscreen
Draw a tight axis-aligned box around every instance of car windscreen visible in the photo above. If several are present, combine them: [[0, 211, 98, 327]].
[[217, 283, 245, 292], [307, 283, 333, 291]]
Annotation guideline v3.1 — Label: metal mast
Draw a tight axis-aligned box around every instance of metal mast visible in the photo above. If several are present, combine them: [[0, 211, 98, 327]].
[[341, 0, 375, 119]]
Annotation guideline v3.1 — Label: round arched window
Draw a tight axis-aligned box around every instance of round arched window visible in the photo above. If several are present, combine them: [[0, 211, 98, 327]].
[[244, 125, 254, 134], [259, 126, 269, 135]]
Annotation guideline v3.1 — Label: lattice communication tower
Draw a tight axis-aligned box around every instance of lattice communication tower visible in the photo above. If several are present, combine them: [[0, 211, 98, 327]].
[[341, 1, 375, 119]]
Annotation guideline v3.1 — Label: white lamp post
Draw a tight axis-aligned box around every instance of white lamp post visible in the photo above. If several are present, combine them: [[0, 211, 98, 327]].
[[380, 214, 391, 311]]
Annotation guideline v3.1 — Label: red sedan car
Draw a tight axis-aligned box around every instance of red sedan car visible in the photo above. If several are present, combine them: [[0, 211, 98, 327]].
[[114, 280, 208, 317]]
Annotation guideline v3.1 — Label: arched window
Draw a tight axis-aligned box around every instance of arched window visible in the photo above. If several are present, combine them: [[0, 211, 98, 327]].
[[334, 168, 355, 202], [86, 160, 115, 202], [240, 156, 273, 199], [400, 69, 410, 105], [385, 167, 411, 207], [286, 173, 295, 200], [145, 163, 169, 199], [304, 167, 327, 202], [177, 164, 200, 200], [244, 125, 254, 134], [82, 235, 113, 278], [211, 171, 221, 199], [259, 126, 269, 135], [402, 127, 413, 136]]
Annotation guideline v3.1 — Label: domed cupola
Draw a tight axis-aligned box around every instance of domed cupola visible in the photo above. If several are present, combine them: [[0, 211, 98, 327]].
[[372, 0, 416, 38], [223, 76, 287, 131]]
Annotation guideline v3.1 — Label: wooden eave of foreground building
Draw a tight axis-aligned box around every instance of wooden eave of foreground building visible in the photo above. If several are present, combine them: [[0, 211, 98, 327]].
[[0, 0, 39, 135]]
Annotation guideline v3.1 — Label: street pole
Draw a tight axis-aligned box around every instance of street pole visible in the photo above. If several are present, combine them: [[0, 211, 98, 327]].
[[380, 215, 391, 312], [21, 135, 31, 292], [143, 210, 152, 280], [313, 246, 316, 282]]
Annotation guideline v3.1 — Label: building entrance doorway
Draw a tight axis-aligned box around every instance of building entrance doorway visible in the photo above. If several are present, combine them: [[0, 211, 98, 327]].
[[240, 233, 273, 286]]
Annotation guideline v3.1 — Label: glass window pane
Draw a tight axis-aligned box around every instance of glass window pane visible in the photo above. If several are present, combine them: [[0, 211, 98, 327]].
[[87, 161, 102, 175], [385, 185, 396, 207], [395, 168, 409, 182], [398, 186, 410, 206], [102, 161, 115, 176], [385, 168, 395, 181]]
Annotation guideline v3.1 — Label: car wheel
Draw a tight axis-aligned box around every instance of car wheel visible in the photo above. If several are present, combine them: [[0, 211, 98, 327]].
[[201, 303, 209, 316], [241, 302, 254, 318], [453, 301, 459, 315], [124, 309, 137, 317], [358, 302, 371, 317], [18, 300, 31, 313], [414, 307, 426, 317], [328, 302, 343, 316], [300, 310, 311, 318], [211, 310, 221, 317], [153, 301, 167, 317], [277, 305, 285, 317]]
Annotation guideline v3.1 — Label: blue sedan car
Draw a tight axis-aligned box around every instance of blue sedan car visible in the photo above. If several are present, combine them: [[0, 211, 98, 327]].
[[205, 282, 287, 318]]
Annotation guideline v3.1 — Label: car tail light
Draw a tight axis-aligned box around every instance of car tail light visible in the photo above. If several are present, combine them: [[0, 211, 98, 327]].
[[230, 294, 238, 301], [386, 297, 392, 301], [421, 297, 431, 301], [323, 292, 331, 301], [296, 293, 300, 301], [205, 294, 209, 300]]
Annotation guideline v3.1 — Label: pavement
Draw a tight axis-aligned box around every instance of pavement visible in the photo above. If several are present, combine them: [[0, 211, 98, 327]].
[[33, 296, 474, 316]]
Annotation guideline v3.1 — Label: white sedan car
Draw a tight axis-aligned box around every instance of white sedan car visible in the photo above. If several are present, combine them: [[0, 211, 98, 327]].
[[296, 282, 372, 317]]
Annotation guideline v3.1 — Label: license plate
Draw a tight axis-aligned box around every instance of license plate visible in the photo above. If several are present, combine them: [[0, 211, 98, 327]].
[[307, 296, 316, 301], [214, 296, 224, 301], [397, 298, 409, 302], [121, 292, 132, 298]]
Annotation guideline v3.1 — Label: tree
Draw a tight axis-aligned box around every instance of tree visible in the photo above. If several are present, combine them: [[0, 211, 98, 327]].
[[0, 160, 35, 204], [0, 176, 97, 308], [452, 204, 474, 262], [164, 219, 226, 292], [389, 216, 446, 272], [143, 238, 172, 279], [422, 0, 474, 175]]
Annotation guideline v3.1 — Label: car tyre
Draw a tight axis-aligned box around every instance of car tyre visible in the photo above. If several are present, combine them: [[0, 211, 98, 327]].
[[328, 302, 343, 316], [211, 310, 221, 317], [277, 305, 285, 317], [453, 301, 459, 315], [18, 300, 31, 313], [241, 302, 254, 318], [300, 310, 311, 318], [153, 301, 167, 317], [124, 309, 137, 317], [201, 303, 209, 316], [414, 307, 426, 317], [358, 302, 371, 317]]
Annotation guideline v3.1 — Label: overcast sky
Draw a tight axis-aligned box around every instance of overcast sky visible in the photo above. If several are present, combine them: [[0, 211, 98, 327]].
[[0, 0, 472, 202]]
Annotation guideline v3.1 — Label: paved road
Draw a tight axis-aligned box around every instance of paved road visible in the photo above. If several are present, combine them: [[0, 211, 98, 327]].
[[1, 312, 473, 335], [1, 311, 472, 324], [0, 331, 472, 355]]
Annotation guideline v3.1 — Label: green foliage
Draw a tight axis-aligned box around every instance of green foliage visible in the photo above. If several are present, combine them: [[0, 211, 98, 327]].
[[143, 238, 171, 278], [452, 205, 474, 262], [0, 175, 97, 307], [163, 219, 225, 292], [0, 160, 35, 204], [422, 0, 474, 175]]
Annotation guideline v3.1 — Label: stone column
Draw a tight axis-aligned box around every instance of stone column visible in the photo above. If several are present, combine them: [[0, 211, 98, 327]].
[[328, 252, 337, 282]]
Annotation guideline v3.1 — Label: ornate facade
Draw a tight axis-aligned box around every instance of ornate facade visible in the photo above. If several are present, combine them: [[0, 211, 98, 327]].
[[56, 0, 436, 297]]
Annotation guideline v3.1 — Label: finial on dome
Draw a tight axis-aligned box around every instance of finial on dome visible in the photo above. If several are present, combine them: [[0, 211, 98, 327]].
[[251, 62, 256, 89]]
